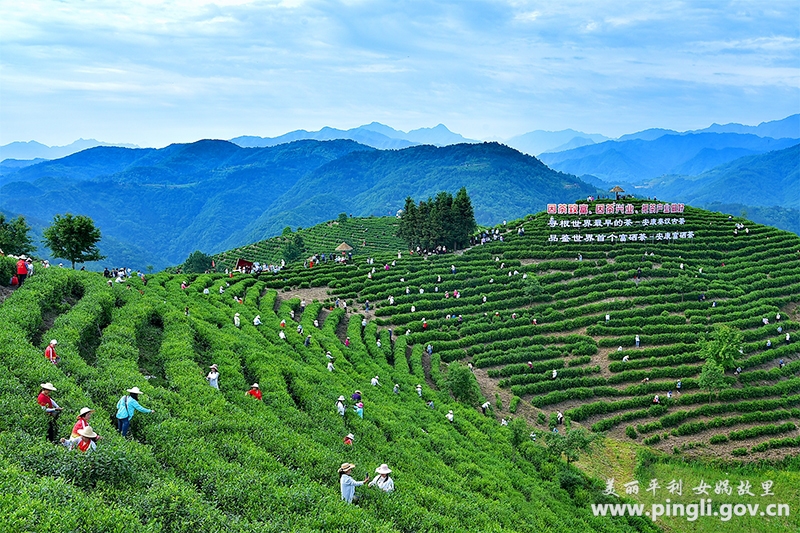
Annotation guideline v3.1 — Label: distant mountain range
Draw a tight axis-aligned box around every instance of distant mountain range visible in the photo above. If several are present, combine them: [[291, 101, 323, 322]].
[[638, 143, 800, 209], [0, 140, 595, 269], [231, 123, 477, 150], [538, 132, 799, 183], [0, 139, 139, 161]]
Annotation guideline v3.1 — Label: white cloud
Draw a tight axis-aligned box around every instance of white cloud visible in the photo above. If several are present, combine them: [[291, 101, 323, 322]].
[[0, 0, 798, 145]]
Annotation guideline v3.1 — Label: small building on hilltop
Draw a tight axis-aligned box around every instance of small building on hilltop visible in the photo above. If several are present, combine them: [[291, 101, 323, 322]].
[[235, 258, 254, 273]]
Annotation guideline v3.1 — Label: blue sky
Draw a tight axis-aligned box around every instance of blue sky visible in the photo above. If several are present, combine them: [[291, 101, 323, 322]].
[[1, 0, 798, 147]]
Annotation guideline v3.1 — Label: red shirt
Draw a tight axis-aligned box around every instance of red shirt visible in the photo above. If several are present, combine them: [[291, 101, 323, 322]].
[[37, 392, 54, 408], [71, 418, 88, 439], [17, 259, 27, 275], [45, 345, 57, 362], [246, 389, 262, 400], [78, 439, 92, 452]]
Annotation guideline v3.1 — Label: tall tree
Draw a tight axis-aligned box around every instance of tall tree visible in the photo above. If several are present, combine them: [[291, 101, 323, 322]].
[[452, 187, 477, 249], [397, 188, 477, 251], [42, 214, 104, 269], [0, 214, 34, 256]]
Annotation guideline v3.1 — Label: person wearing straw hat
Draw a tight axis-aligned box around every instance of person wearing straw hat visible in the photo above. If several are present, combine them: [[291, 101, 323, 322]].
[[44, 339, 60, 365], [234, 313, 241, 328], [253, 315, 262, 326], [338, 463, 368, 503], [61, 407, 100, 449], [446, 410, 454, 423], [37, 383, 63, 442], [343, 433, 354, 446], [336, 396, 346, 416], [246, 383, 262, 400], [369, 464, 394, 493], [206, 364, 220, 390], [76, 426, 99, 453], [115, 387, 154, 437]]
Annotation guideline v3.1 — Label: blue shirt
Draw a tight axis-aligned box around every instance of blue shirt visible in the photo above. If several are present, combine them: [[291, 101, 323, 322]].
[[116, 395, 152, 420], [340, 474, 363, 503]]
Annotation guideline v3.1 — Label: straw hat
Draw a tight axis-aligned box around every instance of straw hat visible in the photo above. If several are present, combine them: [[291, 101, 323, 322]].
[[375, 464, 392, 475], [50, 339, 58, 345], [210, 364, 218, 369], [235, 313, 240, 317], [78, 426, 98, 439], [40, 382, 56, 391], [337, 395, 345, 401], [354, 390, 362, 395], [346, 433, 354, 440], [126, 387, 143, 395], [339, 463, 355, 472], [251, 383, 259, 389], [77, 407, 94, 418]]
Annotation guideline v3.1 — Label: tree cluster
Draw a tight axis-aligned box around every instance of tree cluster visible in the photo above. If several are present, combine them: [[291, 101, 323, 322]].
[[0, 214, 34, 256], [183, 250, 214, 273], [397, 188, 476, 251]]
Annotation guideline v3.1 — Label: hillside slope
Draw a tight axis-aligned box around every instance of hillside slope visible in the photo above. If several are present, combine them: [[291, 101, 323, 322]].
[[0, 265, 656, 533], [264, 202, 800, 466], [228, 142, 598, 249]]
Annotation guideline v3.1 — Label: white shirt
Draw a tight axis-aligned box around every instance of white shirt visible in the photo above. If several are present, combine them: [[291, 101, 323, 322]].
[[446, 412, 454, 422], [207, 371, 220, 389], [371, 378, 380, 386], [369, 475, 394, 493]]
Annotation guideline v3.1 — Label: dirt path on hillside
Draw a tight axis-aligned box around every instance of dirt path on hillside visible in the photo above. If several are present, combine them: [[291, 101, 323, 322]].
[[0, 285, 16, 305], [472, 365, 554, 428]]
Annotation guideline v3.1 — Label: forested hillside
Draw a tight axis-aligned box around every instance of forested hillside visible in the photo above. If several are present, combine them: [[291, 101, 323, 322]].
[[0, 140, 596, 269]]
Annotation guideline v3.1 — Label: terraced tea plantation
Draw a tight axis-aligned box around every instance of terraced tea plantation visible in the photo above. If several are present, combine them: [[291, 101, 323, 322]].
[[0, 260, 655, 532], [2, 201, 798, 532], [264, 201, 800, 460], [212, 216, 405, 270]]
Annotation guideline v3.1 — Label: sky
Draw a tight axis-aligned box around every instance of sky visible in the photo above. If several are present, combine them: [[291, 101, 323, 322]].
[[1, 0, 798, 147]]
